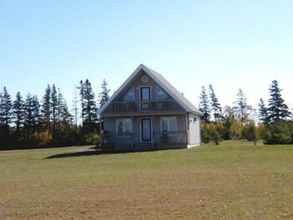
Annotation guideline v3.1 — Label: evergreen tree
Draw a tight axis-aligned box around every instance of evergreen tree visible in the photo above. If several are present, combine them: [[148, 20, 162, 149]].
[[258, 98, 269, 124], [234, 89, 249, 122], [51, 84, 58, 138], [209, 85, 222, 121], [99, 79, 110, 108], [31, 95, 40, 132], [0, 87, 13, 145], [41, 85, 51, 130], [57, 89, 72, 125], [13, 91, 25, 133], [267, 80, 291, 123], [199, 86, 210, 122], [24, 94, 34, 141], [80, 79, 97, 131]]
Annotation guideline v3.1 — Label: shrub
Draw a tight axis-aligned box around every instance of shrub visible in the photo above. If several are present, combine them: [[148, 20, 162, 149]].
[[242, 121, 258, 144], [201, 122, 222, 145], [82, 132, 100, 145], [264, 121, 293, 145]]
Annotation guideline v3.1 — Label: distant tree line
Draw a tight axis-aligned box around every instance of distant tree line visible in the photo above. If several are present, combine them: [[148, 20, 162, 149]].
[[0, 79, 110, 149], [199, 80, 293, 145]]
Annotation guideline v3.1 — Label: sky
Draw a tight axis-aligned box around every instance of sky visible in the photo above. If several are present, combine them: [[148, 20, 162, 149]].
[[1, 0, 293, 113]]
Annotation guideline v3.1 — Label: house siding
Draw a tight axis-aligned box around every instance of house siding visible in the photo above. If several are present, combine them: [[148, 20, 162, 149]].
[[102, 115, 188, 151]]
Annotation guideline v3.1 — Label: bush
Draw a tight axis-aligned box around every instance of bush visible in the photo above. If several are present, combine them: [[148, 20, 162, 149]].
[[201, 122, 222, 145], [82, 132, 100, 145], [242, 121, 258, 144], [264, 121, 293, 145]]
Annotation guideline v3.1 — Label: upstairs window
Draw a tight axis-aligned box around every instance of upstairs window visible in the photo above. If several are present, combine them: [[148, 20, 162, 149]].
[[116, 118, 133, 136]]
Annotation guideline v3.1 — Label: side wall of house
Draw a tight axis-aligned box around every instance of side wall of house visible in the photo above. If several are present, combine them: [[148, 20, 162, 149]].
[[187, 113, 201, 146]]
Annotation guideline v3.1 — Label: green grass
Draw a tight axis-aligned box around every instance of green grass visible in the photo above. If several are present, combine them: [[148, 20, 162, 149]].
[[1, 141, 293, 219]]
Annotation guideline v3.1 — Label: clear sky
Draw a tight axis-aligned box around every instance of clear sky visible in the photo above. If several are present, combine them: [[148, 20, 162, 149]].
[[1, 0, 293, 112]]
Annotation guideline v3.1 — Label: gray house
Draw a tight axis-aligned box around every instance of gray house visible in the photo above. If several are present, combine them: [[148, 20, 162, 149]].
[[99, 64, 201, 151]]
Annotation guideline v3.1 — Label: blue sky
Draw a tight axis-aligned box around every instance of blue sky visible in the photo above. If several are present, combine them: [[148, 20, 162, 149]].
[[1, 0, 293, 111]]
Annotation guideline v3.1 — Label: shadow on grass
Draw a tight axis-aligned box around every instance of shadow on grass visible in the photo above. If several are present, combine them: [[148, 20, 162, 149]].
[[45, 147, 186, 159], [45, 150, 103, 159]]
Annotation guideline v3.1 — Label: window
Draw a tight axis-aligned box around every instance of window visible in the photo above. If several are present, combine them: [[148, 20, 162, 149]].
[[160, 117, 177, 134], [124, 87, 135, 101], [141, 87, 150, 102], [116, 118, 133, 136]]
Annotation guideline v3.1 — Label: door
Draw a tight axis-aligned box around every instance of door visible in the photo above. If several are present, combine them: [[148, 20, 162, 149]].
[[141, 118, 152, 143], [140, 87, 151, 111]]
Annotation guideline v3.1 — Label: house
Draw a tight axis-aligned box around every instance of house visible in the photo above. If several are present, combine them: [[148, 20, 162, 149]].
[[99, 64, 201, 151]]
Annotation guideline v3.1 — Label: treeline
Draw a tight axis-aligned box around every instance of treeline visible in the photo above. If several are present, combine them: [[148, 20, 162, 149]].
[[199, 80, 292, 145], [0, 79, 110, 149]]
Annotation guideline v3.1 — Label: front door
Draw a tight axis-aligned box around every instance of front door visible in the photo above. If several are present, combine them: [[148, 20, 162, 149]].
[[141, 118, 152, 143]]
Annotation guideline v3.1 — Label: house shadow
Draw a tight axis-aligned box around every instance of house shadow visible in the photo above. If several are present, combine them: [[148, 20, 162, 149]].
[[45, 146, 185, 159]]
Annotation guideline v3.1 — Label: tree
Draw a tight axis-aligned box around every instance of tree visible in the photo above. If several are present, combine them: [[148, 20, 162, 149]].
[[209, 85, 222, 121], [99, 79, 110, 108], [267, 80, 291, 123], [258, 98, 269, 124], [41, 85, 52, 130], [80, 79, 97, 131], [242, 121, 258, 145], [13, 92, 25, 135], [199, 86, 210, 122], [234, 89, 249, 122], [51, 84, 58, 138], [0, 87, 13, 145], [0, 87, 13, 127], [57, 89, 72, 125]]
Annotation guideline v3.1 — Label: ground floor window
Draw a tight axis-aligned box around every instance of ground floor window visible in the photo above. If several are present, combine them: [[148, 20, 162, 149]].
[[116, 118, 133, 136], [160, 117, 177, 134]]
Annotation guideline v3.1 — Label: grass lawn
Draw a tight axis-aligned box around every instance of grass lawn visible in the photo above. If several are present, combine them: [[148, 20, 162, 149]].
[[1, 141, 293, 220]]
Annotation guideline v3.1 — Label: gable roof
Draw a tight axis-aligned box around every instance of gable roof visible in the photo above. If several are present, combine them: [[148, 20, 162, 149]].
[[99, 64, 200, 115]]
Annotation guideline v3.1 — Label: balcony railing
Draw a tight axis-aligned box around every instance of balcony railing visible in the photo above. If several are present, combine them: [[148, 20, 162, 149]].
[[108, 101, 180, 113]]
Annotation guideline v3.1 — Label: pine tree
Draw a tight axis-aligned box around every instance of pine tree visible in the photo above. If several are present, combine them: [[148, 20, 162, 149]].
[[31, 95, 40, 132], [24, 94, 34, 141], [57, 89, 72, 125], [80, 79, 97, 131], [199, 86, 210, 122], [51, 84, 58, 138], [13, 91, 25, 133], [99, 79, 110, 108], [41, 85, 51, 130], [0, 87, 13, 126], [267, 80, 291, 123], [234, 89, 249, 122], [258, 98, 269, 124], [209, 85, 222, 121]]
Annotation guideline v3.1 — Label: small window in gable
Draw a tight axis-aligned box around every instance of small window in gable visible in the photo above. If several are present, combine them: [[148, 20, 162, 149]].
[[116, 118, 133, 136], [123, 87, 135, 101]]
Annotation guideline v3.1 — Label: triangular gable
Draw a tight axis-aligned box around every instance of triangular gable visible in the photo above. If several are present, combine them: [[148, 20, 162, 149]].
[[99, 64, 200, 115]]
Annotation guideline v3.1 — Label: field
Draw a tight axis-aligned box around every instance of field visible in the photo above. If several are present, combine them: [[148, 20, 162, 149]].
[[1, 141, 293, 220]]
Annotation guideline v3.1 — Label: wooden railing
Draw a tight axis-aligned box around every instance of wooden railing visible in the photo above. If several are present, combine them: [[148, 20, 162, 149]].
[[108, 101, 180, 113]]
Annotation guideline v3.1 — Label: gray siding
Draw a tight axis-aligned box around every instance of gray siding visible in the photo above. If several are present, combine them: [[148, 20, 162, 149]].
[[102, 115, 188, 150]]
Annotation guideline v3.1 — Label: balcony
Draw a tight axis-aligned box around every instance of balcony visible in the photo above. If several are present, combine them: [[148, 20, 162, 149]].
[[108, 101, 180, 113]]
